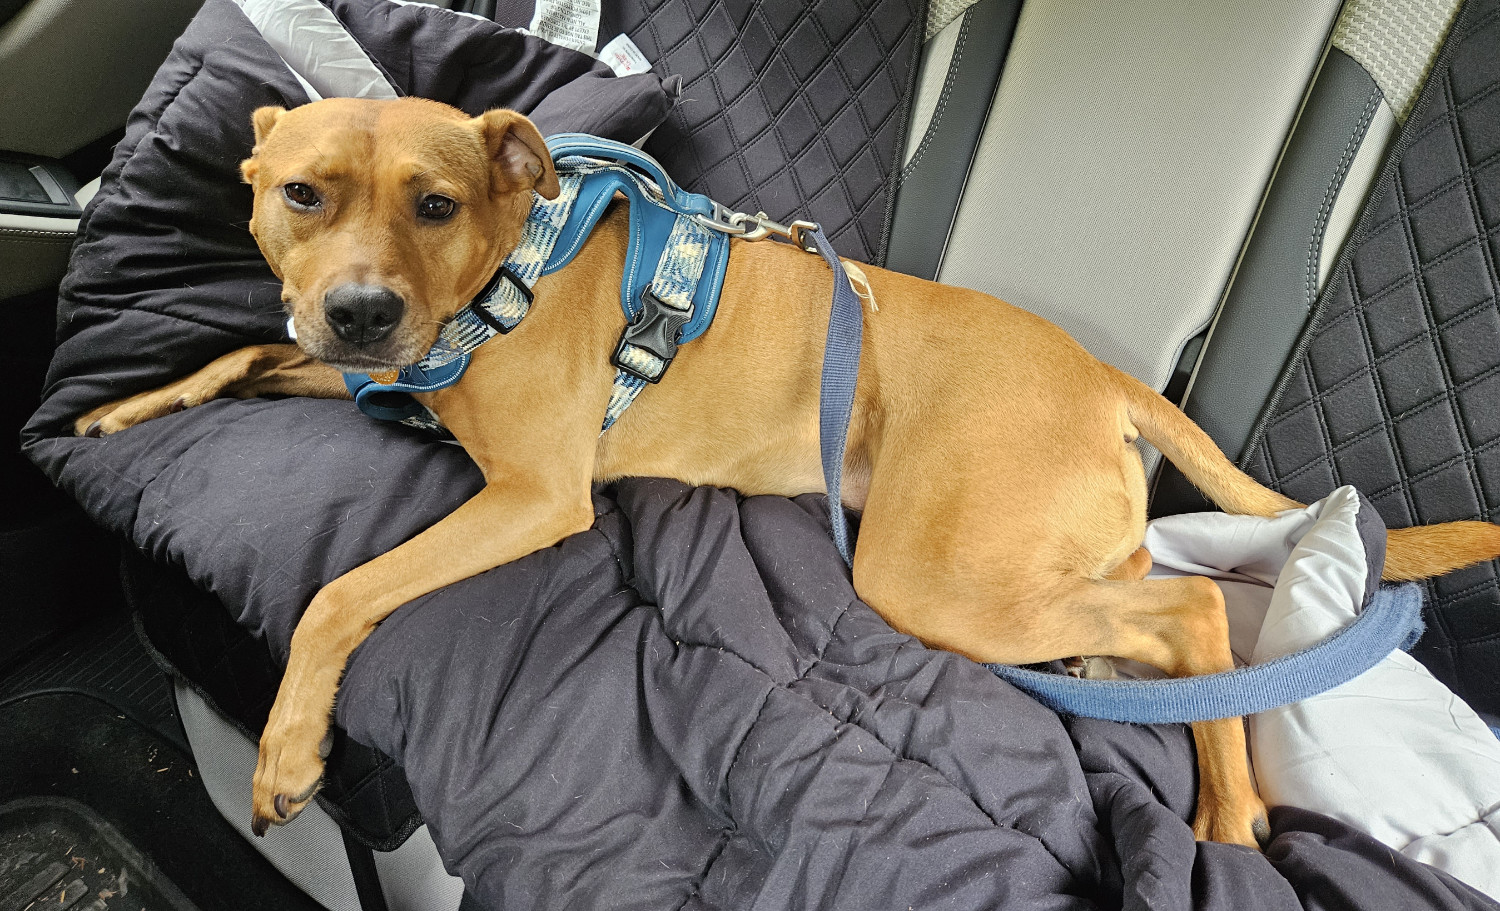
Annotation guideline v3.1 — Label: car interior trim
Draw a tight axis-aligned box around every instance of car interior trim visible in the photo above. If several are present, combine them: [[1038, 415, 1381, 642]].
[[884, 0, 1021, 281]]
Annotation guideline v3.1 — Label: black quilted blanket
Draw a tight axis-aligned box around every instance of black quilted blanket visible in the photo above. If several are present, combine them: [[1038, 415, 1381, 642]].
[[33, 397, 1500, 910], [21, 1, 1500, 908]]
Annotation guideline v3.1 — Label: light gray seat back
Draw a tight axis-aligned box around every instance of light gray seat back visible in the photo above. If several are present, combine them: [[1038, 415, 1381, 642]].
[[1154, 0, 1462, 513], [888, 0, 1459, 488], [892, 0, 1344, 398]]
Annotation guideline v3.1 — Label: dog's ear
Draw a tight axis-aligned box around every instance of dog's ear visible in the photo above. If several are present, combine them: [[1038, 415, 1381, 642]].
[[473, 109, 560, 200], [251, 106, 286, 146], [240, 106, 287, 185]]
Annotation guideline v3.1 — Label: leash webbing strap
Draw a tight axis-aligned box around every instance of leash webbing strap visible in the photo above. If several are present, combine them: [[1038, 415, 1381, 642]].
[[810, 227, 862, 567], [984, 582, 1425, 723]]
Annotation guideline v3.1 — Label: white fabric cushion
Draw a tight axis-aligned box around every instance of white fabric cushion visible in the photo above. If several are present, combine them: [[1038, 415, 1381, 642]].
[[1142, 488, 1500, 900]]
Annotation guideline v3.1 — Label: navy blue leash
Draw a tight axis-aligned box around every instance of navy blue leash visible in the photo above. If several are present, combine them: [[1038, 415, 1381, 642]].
[[808, 226, 862, 567], [985, 583, 1424, 722], [807, 231, 1428, 722]]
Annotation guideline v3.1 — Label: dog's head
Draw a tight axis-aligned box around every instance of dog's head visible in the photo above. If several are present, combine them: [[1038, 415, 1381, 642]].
[[240, 97, 559, 373]]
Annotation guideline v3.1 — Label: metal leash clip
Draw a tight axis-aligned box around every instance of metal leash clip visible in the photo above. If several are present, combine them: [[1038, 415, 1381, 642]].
[[695, 205, 821, 254]]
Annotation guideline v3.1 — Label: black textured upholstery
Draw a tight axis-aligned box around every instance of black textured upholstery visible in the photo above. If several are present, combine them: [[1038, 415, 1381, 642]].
[[1243, 0, 1500, 715], [601, 0, 926, 264]]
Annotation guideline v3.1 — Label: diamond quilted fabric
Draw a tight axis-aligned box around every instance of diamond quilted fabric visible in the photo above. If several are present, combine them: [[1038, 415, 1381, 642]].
[[601, 0, 925, 264], [1244, 0, 1500, 716]]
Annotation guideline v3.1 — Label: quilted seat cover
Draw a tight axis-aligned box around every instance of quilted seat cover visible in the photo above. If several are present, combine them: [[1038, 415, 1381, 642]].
[[602, 0, 926, 264], [1243, 0, 1500, 716]]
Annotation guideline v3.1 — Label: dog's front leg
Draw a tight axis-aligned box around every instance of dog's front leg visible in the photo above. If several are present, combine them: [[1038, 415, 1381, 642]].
[[75, 344, 349, 437], [249, 477, 594, 835]]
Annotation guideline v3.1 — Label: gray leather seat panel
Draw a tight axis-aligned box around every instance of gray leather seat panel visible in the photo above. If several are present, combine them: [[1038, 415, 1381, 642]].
[[0, 0, 204, 157], [936, 0, 1343, 393], [901, 13, 964, 168], [885, 0, 1023, 280], [1155, 49, 1391, 514]]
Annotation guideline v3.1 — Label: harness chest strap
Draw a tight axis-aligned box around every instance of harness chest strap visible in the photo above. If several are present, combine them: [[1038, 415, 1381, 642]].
[[604, 213, 715, 428]]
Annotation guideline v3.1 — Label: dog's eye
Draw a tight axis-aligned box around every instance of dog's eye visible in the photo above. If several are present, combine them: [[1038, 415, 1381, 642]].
[[283, 183, 321, 210], [417, 195, 456, 220]]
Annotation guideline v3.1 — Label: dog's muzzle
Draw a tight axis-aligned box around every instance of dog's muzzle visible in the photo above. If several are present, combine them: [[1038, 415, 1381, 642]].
[[324, 283, 405, 346]]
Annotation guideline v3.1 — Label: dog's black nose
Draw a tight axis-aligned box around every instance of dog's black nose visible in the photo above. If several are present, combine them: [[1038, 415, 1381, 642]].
[[324, 284, 404, 345]]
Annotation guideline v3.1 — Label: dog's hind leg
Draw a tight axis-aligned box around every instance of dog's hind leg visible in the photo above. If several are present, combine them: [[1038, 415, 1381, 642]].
[[862, 567, 1265, 848], [1053, 577, 1265, 848], [1062, 547, 1153, 678], [1072, 575, 1267, 848], [75, 343, 348, 436]]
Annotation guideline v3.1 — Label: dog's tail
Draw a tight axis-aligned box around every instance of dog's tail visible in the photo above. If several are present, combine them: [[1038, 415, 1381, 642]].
[[1114, 364, 1500, 582]]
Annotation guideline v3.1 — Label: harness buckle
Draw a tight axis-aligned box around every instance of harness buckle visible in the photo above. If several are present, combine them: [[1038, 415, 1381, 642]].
[[466, 265, 533, 335], [611, 287, 692, 383]]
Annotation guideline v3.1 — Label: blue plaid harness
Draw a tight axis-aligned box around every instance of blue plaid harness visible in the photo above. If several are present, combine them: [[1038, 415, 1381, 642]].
[[342, 135, 745, 435], [340, 137, 856, 559], [343, 133, 864, 565]]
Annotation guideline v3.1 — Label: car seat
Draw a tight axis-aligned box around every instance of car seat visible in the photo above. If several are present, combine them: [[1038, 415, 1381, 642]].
[[129, 0, 1484, 908]]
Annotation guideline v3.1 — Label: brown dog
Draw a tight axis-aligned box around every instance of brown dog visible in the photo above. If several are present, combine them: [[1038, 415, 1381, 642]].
[[75, 97, 1500, 847]]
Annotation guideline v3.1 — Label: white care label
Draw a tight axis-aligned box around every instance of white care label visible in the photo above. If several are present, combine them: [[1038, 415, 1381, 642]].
[[598, 33, 652, 76], [528, 0, 600, 55]]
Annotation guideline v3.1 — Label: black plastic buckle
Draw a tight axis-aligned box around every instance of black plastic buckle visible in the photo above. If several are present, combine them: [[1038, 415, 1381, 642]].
[[466, 265, 532, 335], [611, 287, 692, 383]]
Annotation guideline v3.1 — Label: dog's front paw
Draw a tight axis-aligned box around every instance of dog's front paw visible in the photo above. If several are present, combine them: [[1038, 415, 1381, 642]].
[[74, 385, 207, 438], [250, 706, 332, 836]]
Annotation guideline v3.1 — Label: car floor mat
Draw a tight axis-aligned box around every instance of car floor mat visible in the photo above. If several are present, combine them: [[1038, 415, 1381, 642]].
[[0, 796, 198, 911]]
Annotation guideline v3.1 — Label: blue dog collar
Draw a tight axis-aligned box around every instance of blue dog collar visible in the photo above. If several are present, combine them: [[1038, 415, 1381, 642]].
[[343, 135, 734, 434]]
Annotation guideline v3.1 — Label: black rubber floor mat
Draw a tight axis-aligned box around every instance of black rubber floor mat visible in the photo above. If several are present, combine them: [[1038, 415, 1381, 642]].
[[0, 796, 197, 911], [0, 694, 321, 911], [0, 611, 180, 753]]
